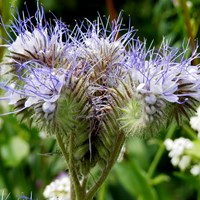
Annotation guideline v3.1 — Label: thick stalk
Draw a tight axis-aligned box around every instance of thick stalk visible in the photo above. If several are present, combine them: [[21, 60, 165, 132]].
[[86, 132, 125, 200], [56, 132, 76, 200], [68, 133, 82, 200]]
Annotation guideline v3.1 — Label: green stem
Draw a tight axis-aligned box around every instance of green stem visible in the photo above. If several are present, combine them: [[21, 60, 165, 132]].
[[198, 188, 200, 200], [55, 132, 79, 200], [180, 0, 199, 65], [70, 180, 76, 200], [182, 124, 197, 140], [86, 132, 125, 200], [97, 182, 107, 200], [55, 131, 69, 162], [68, 133, 82, 200], [81, 176, 88, 196], [0, 154, 15, 199], [147, 122, 177, 178]]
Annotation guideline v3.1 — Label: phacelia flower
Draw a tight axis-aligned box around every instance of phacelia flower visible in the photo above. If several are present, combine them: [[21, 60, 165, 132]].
[[74, 15, 134, 88], [0, 6, 134, 173], [1, 4, 200, 182], [118, 40, 200, 137], [2, 61, 66, 117], [2, 6, 75, 69]]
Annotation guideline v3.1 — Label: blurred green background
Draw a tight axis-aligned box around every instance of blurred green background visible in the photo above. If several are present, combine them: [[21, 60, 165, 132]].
[[0, 0, 200, 199]]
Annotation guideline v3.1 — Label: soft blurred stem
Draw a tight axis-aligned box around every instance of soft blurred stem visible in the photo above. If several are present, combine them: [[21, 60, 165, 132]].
[[182, 124, 197, 140], [105, 0, 117, 21], [0, 154, 15, 199], [0, 0, 17, 61], [147, 122, 177, 178], [180, 0, 199, 65], [97, 182, 107, 200], [198, 188, 200, 200], [86, 132, 125, 200]]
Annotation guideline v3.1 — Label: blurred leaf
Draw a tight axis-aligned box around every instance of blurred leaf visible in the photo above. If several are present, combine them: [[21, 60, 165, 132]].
[[126, 137, 151, 170], [174, 171, 200, 193], [114, 160, 157, 200], [151, 174, 170, 186], [1, 136, 30, 167]]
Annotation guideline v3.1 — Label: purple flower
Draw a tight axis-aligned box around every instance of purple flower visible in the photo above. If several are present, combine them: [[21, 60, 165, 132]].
[[1, 61, 66, 119], [0, 5, 200, 138], [119, 39, 200, 136], [74, 14, 135, 86], [3, 5, 75, 69]]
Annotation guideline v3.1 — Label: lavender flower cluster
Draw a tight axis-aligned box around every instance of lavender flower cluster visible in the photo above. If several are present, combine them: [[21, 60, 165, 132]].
[[0, 6, 200, 139]]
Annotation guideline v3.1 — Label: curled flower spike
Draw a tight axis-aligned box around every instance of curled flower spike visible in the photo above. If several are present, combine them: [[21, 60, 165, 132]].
[[118, 39, 200, 137], [0, 61, 68, 129], [75, 14, 135, 86], [2, 5, 75, 69]]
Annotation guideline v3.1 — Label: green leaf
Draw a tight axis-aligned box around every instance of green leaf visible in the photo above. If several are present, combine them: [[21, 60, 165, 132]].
[[151, 174, 170, 186], [1, 136, 30, 167], [114, 160, 157, 200]]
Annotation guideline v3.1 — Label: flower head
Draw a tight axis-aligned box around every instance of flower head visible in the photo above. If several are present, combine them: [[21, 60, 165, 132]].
[[119, 40, 200, 137], [3, 6, 75, 69], [74, 15, 134, 87]]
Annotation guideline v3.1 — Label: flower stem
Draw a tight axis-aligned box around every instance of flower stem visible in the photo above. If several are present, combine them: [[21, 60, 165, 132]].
[[86, 132, 125, 200], [182, 124, 197, 140], [180, 0, 199, 65], [147, 122, 177, 178], [55, 131, 69, 162], [68, 133, 82, 200], [105, 0, 117, 21], [0, 154, 15, 199], [56, 131, 79, 200]]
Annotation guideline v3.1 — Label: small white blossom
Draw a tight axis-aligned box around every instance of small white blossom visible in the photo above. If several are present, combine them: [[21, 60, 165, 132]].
[[164, 137, 193, 169], [178, 155, 191, 171], [190, 106, 200, 136], [164, 137, 200, 176], [190, 165, 200, 176], [43, 174, 70, 200], [164, 139, 174, 151]]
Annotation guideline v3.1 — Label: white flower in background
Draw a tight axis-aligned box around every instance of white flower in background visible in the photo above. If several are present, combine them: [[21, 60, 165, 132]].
[[43, 174, 70, 200], [164, 137, 200, 176], [190, 165, 200, 176], [164, 138, 193, 171], [190, 106, 200, 138]]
